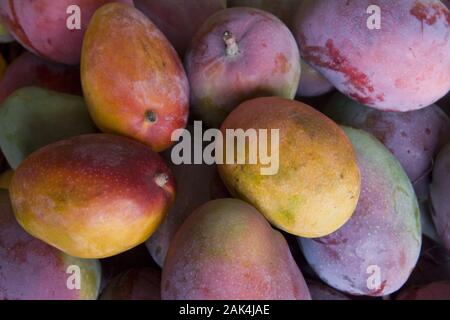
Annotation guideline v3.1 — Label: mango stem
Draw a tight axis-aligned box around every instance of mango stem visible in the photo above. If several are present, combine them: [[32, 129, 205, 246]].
[[223, 31, 239, 57]]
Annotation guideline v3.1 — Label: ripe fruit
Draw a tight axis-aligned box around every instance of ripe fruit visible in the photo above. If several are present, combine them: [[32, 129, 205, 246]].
[[0, 0, 133, 65], [0, 87, 96, 169], [228, 0, 303, 27], [294, 0, 450, 111], [324, 93, 450, 242], [135, 0, 226, 55], [218, 97, 361, 238], [81, 3, 189, 152], [0, 190, 101, 300], [162, 199, 311, 300], [185, 7, 301, 127], [324, 93, 450, 185], [228, 0, 334, 98], [297, 59, 334, 97], [0, 52, 82, 104], [10, 134, 175, 259], [299, 127, 421, 296], [146, 127, 229, 267]]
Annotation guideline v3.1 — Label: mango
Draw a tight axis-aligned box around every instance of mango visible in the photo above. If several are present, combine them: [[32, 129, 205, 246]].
[[324, 93, 450, 187], [0, 52, 82, 104], [100, 268, 161, 300], [294, 0, 450, 111], [297, 59, 334, 98], [81, 3, 189, 152], [324, 93, 450, 241], [228, 1, 334, 98], [0, 87, 96, 169], [146, 126, 229, 267], [10, 134, 176, 259], [162, 199, 311, 300], [185, 7, 301, 127], [228, 0, 302, 28], [299, 127, 421, 296], [0, 190, 101, 300], [135, 0, 226, 55], [218, 97, 361, 238], [0, 0, 133, 65]]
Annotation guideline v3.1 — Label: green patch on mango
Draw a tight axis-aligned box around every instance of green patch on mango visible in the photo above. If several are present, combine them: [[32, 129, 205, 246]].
[[0, 87, 97, 168]]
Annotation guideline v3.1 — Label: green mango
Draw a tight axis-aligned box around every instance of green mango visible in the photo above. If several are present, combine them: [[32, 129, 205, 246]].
[[0, 87, 97, 168]]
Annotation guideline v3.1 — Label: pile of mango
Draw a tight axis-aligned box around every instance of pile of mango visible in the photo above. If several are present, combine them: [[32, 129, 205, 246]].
[[0, 0, 449, 300]]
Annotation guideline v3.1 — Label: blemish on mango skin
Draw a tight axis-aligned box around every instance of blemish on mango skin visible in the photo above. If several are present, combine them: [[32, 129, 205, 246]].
[[313, 235, 349, 246], [298, 35, 384, 106], [370, 280, 387, 296], [410, 2, 450, 26], [273, 53, 290, 74]]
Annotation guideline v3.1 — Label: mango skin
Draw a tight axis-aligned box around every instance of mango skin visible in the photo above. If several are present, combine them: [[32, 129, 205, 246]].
[[297, 59, 334, 98], [135, 0, 226, 55], [146, 159, 228, 268], [185, 7, 301, 128], [100, 268, 161, 300], [81, 3, 189, 152], [0, 87, 97, 169], [324, 93, 450, 186], [218, 97, 361, 238], [430, 144, 450, 254], [294, 0, 450, 111], [10, 134, 176, 259], [0, 0, 133, 65], [324, 93, 450, 241], [228, 1, 334, 98], [299, 128, 421, 296], [0, 52, 82, 104], [0, 190, 101, 300], [162, 198, 311, 300], [228, 0, 302, 27]]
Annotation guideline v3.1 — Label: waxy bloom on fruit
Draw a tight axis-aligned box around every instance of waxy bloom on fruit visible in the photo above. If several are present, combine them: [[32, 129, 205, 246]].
[[10, 134, 175, 259]]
